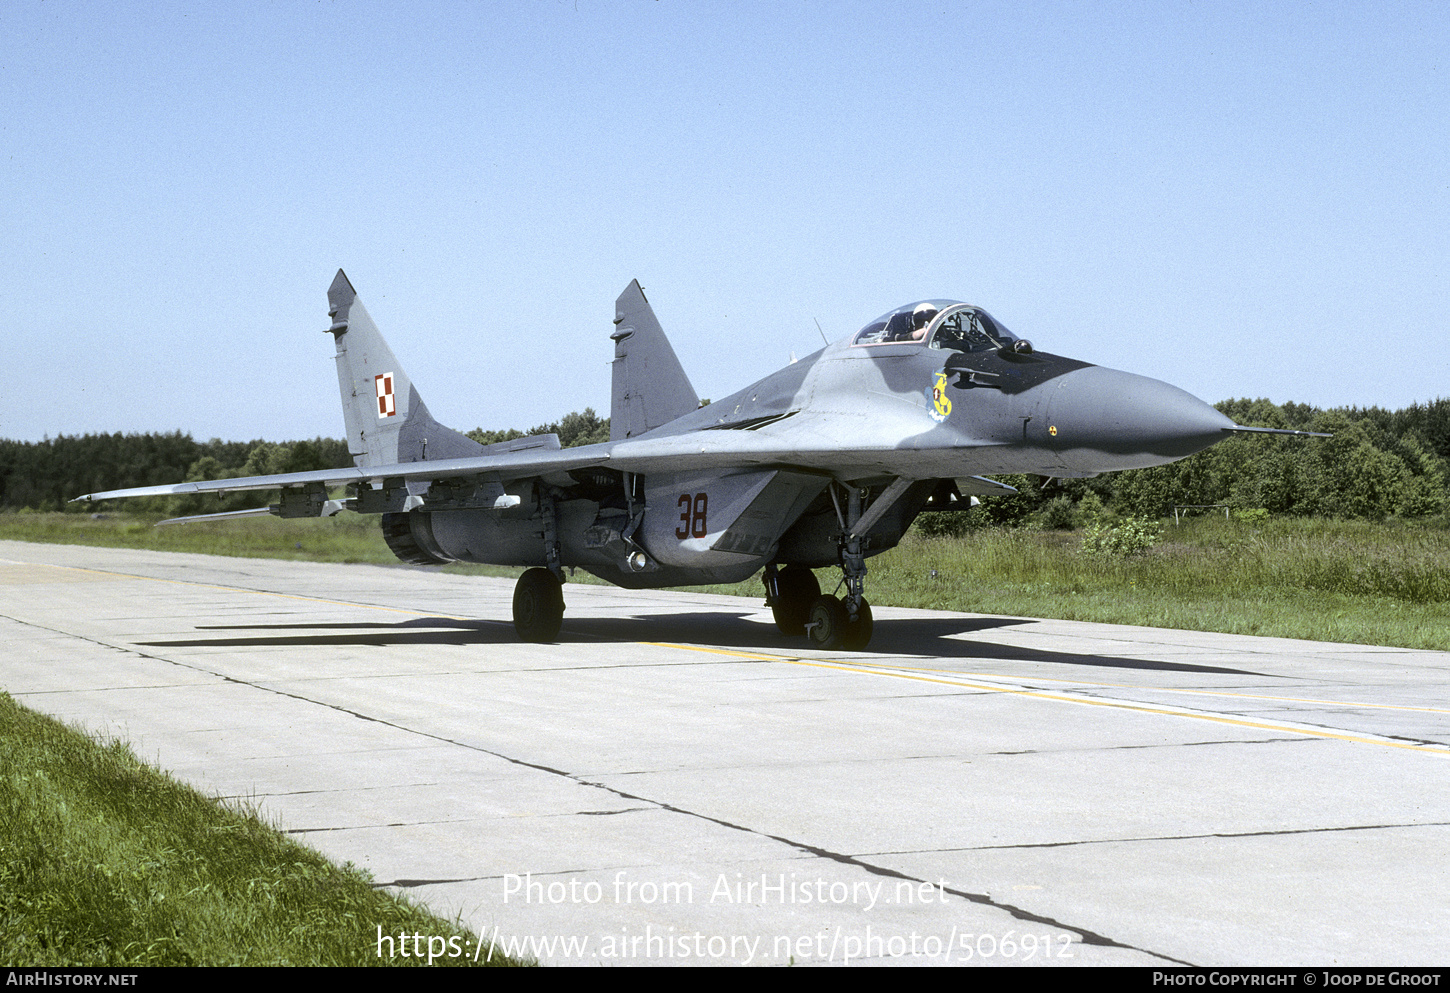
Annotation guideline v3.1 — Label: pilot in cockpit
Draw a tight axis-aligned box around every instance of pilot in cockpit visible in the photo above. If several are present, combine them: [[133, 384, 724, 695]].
[[908, 302, 939, 341]]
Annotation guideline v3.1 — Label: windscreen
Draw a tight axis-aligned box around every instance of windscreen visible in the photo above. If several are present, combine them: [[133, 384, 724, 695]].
[[927, 305, 1018, 353]]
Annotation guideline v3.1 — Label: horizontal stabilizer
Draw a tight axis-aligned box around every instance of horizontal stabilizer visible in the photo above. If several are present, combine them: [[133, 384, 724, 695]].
[[954, 475, 1019, 496], [480, 433, 562, 455], [155, 499, 348, 527], [155, 507, 275, 527]]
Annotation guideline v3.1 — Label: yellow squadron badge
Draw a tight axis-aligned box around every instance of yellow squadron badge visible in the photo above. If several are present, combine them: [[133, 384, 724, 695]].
[[927, 370, 952, 423]]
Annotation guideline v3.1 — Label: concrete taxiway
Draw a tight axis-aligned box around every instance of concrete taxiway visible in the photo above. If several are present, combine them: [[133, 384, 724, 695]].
[[2, 539, 1447, 966]]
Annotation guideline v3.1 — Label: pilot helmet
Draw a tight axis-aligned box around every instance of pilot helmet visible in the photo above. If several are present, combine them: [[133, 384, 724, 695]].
[[911, 302, 939, 331]]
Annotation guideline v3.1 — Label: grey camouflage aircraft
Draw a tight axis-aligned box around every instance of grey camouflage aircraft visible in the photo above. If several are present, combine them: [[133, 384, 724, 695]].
[[75, 271, 1320, 650]]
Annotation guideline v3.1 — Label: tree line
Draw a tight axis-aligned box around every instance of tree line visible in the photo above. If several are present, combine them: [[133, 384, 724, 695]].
[[5, 400, 1448, 524], [965, 397, 1450, 528], [0, 409, 612, 514], [0, 434, 353, 513]]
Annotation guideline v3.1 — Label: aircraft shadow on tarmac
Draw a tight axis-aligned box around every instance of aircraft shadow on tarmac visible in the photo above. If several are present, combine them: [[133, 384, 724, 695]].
[[141, 612, 1271, 677]]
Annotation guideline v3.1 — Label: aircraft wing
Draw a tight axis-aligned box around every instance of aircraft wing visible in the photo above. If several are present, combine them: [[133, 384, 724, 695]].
[[74, 436, 1005, 504], [72, 446, 613, 504], [73, 412, 1015, 516]]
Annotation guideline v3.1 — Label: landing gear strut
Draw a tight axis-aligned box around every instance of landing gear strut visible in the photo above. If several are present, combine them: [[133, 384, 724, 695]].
[[802, 526, 875, 651], [801, 478, 913, 652], [514, 490, 566, 642], [794, 527, 870, 649]]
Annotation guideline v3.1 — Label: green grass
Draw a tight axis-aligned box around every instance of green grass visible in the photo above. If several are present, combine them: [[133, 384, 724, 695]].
[[6, 509, 1450, 650], [668, 515, 1450, 652], [1, 507, 401, 563], [0, 692, 529, 966]]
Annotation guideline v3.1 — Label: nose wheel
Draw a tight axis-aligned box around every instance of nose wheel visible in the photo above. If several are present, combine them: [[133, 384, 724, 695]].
[[805, 594, 873, 651], [766, 564, 873, 650]]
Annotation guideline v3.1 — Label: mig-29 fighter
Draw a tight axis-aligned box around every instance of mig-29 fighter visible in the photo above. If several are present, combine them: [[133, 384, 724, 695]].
[[76, 271, 1315, 650]]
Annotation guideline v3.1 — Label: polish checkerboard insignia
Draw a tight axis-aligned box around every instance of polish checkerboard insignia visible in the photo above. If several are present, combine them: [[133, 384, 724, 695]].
[[375, 372, 396, 418]]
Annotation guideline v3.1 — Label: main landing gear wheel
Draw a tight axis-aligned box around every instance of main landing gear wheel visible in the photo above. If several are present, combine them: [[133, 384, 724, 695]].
[[513, 568, 564, 643], [805, 595, 874, 651], [771, 567, 820, 636]]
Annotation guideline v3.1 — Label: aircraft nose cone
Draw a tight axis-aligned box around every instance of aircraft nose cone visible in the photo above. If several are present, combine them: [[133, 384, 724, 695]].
[[1045, 366, 1234, 471]]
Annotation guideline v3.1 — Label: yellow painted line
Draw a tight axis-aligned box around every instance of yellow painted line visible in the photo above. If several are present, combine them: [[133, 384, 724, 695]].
[[1125, 684, 1450, 716], [646, 645, 1450, 719], [774, 657, 1450, 756], [0, 561, 115, 584], [644, 642, 782, 661], [836, 659, 1450, 716], [641, 641, 1450, 757]]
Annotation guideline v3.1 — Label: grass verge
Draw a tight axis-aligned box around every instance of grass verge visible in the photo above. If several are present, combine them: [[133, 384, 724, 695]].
[[646, 515, 1450, 652], [0, 692, 529, 966], [0, 508, 401, 564]]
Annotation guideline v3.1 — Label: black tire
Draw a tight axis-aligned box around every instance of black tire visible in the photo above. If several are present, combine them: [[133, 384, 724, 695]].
[[771, 567, 821, 636], [806, 594, 848, 650], [513, 568, 564, 643], [842, 598, 874, 651]]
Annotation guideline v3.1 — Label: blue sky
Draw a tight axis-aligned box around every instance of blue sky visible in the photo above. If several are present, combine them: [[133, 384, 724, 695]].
[[3, 1, 1446, 443]]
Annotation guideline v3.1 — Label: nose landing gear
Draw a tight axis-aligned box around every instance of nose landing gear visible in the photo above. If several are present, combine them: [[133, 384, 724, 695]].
[[767, 477, 912, 652], [805, 592, 873, 651]]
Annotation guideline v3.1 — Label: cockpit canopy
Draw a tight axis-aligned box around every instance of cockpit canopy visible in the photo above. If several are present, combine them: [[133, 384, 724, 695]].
[[850, 301, 1021, 353]]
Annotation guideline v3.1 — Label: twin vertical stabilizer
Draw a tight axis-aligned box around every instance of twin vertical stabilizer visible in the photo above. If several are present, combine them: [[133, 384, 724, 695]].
[[610, 280, 699, 440], [326, 270, 483, 467], [326, 272, 696, 462]]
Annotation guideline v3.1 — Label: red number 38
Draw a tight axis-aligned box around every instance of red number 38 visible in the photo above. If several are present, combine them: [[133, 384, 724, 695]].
[[676, 493, 708, 539]]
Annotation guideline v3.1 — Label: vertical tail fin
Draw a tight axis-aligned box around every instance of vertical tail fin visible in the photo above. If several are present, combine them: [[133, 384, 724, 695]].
[[326, 270, 482, 467], [610, 280, 699, 440]]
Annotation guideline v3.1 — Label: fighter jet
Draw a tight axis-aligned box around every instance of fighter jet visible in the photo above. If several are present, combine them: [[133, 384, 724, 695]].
[[74, 271, 1319, 650]]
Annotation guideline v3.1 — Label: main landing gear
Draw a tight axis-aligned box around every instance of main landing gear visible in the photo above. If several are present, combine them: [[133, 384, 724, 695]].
[[514, 491, 566, 643], [766, 565, 819, 636], [513, 567, 564, 642], [763, 478, 914, 652]]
